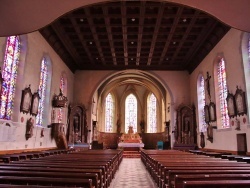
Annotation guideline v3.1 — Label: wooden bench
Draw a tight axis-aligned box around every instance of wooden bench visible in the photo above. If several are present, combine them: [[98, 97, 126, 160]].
[[167, 169, 250, 188], [182, 180, 250, 188], [0, 166, 103, 187], [174, 174, 250, 188], [0, 176, 93, 187], [0, 165, 105, 188], [0, 170, 99, 188]]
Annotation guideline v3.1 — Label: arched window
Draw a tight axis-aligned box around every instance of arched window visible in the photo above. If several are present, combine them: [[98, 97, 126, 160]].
[[105, 93, 114, 132], [147, 93, 157, 133], [0, 36, 20, 120], [241, 33, 250, 121], [58, 74, 67, 123], [125, 94, 137, 133], [197, 74, 206, 132], [217, 58, 229, 128], [36, 57, 48, 126]]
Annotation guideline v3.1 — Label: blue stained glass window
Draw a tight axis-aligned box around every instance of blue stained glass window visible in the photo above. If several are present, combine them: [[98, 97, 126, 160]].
[[58, 75, 66, 123], [105, 93, 114, 132], [198, 75, 206, 132], [125, 94, 137, 133], [217, 58, 229, 128], [148, 93, 157, 133], [36, 58, 48, 126], [0, 36, 20, 120]]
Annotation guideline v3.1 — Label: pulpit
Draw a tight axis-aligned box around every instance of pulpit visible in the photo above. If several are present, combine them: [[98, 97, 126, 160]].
[[118, 126, 144, 151]]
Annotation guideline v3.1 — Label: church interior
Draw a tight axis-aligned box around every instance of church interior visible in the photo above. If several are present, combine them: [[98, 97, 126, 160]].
[[0, 0, 250, 187]]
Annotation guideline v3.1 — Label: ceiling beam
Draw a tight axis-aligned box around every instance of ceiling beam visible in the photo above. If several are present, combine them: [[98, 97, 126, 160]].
[[121, 2, 128, 66], [184, 20, 218, 70], [136, 1, 145, 66], [103, 6, 117, 66], [147, 4, 165, 66], [158, 7, 183, 65], [69, 16, 95, 65], [51, 22, 82, 68], [169, 10, 200, 65], [84, 8, 106, 65]]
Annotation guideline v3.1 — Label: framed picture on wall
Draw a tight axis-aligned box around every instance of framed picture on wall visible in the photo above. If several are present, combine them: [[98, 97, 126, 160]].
[[20, 85, 32, 114], [209, 102, 216, 122], [204, 105, 210, 123], [226, 92, 236, 118], [30, 90, 40, 116], [235, 87, 247, 116]]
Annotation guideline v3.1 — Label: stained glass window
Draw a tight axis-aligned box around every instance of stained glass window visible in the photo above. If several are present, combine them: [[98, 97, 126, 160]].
[[248, 37, 250, 59], [0, 36, 20, 120], [36, 58, 48, 126], [217, 58, 229, 128], [147, 93, 157, 133], [105, 93, 114, 132], [197, 75, 206, 132], [125, 94, 137, 133], [58, 75, 66, 123]]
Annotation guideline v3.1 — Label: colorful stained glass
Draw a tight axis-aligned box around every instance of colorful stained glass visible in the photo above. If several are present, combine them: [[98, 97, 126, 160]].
[[125, 94, 137, 133], [105, 93, 114, 132], [217, 58, 229, 128], [58, 75, 66, 123], [0, 36, 20, 120], [198, 75, 206, 132], [148, 93, 157, 133], [36, 58, 48, 126], [248, 37, 250, 59]]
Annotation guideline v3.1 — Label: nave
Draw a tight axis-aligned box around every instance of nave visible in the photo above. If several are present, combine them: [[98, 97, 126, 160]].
[[109, 158, 157, 188]]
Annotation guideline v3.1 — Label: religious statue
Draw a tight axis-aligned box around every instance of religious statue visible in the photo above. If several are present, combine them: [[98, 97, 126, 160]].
[[183, 118, 190, 144], [117, 119, 121, 133], [25, 118, 34, 140], [205, 72, 211, 100], [140, 120, 145, 133], [128, 126, 134, 134]]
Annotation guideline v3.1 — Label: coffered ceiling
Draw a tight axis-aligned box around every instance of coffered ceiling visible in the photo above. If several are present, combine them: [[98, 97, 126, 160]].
[[39, 1, 230, 73]]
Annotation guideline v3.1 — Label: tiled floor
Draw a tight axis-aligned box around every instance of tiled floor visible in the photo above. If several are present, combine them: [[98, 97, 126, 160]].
[[109, 158, 158, 188]]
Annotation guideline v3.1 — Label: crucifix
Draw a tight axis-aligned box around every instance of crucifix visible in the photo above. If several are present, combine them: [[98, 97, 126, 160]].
[[205, 72, 211, 101]]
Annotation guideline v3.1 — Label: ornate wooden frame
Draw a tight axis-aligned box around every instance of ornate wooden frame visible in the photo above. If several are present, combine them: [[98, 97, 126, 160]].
[[30, 90, 40, 116], [209, 102, 216, 122], [20, 85, 32, 114], [204, 104, 210, 123], [235, 87, 247, 116], [226, 92, 236, 118]]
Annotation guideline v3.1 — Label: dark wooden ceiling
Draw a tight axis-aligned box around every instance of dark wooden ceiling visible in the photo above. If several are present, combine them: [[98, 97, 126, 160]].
[[39, 1, 230, 73]]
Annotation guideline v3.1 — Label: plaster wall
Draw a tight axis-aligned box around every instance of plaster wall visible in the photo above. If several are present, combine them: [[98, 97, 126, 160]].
[[190, 28, 249, 152], [0, 31, 74, 151]]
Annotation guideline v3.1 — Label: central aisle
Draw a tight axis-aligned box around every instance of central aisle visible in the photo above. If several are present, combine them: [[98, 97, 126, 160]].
[[109, 158, 157, 188]]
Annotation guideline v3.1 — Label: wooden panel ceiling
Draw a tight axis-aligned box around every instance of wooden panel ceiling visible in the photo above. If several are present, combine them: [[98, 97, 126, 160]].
[[39, 1, 230, 73]]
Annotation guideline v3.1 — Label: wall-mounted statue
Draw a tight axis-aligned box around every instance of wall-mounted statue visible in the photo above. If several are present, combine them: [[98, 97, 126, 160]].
[[25, 118, 34, 140]]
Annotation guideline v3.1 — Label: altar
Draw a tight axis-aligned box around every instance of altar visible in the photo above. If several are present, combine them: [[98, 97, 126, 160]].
[[118, 126, 144, 151]]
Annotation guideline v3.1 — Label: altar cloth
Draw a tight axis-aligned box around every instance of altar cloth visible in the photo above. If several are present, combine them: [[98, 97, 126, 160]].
[[118, 142, 144, 148]]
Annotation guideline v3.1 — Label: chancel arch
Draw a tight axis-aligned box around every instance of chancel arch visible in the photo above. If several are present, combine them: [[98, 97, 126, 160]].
[[91, 70, 173, 149]]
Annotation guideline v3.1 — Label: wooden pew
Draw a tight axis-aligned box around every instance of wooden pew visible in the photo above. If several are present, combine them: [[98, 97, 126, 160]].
[[0, 170, 99, 188], [182, 180, 250, 188], [0, 176, 93, 187], [0, 166, 103, 188], [174, 174, 250, 188], [140, 150, 250, 188], [0, 149, 121, 188]]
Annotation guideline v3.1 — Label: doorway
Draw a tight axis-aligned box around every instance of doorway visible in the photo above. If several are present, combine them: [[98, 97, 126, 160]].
[[237, 133, 247, 155]]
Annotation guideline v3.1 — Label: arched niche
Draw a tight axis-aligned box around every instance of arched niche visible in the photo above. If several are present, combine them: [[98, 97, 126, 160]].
[[67, 104, 88, 144]]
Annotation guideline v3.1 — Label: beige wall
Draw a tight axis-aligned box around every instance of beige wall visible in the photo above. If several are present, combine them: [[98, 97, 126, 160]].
[[190, 28, 249, 152], [0, 32, 74, 151]]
